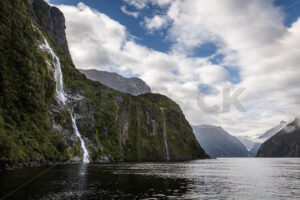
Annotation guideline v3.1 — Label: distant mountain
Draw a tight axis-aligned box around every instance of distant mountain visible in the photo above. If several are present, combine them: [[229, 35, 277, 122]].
[[192, 125, 250, 157], [237, 136, 256, 151], [79, 69, 151, 96], [257, 119, 300, 157], [238, 121, 287, 156], [258, 121, 287, 140]]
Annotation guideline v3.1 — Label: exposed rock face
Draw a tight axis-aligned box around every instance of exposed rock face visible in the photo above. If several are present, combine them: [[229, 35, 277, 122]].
[[257, 119, 300, 157], [79, 69, 151, 96], [30, 0, 72, 59], [192, 125, 250, 157]]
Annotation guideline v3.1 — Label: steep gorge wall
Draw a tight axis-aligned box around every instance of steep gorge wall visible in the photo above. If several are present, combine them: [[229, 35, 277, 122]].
[[28, 0, 71, 59]]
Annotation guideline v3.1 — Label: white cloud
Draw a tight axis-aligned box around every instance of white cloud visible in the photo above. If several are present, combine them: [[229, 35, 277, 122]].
[[57, 1, 300, 137], [123, 0, 149, 10], [161, 0, 300, 136], [123, 0, 172, 9], [144, 15, 169, 30], [57, 3, 127, 69], [121, 5, 139, 18]]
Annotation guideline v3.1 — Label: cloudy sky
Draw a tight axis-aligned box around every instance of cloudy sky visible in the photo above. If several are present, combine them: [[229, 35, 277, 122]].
[[48, 0, 300, 137]]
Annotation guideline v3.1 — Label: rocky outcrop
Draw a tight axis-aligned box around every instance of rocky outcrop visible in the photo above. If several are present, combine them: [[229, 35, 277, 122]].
[[257, 119, 300, 157], [29, 0, 72, 59], [79, 69, 151, 96], [192, 125, 250, 157]]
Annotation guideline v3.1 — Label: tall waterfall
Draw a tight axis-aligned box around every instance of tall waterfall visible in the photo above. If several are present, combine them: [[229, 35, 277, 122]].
[[40, 39, 66, 104], [40, 39, 90, 163], [160, 108, 170, 161]]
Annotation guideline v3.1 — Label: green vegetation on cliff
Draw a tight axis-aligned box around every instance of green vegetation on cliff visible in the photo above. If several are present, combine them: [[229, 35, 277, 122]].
[[0, 0, 208, 167], [0, 0, 68, 163]]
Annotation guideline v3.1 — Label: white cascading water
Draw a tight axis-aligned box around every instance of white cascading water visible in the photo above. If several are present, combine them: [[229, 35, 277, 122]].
[[70, 112, 90, 163], [40, 39, 66, 104], [40, 39, 90, 163], [160, 108, 170, 161]]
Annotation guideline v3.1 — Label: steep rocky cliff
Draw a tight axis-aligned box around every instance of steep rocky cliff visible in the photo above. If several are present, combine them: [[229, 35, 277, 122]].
[[28, 0, 71, 58], [257, 119, 300, 157], [79, 69, 151, 96], [0, 0, 208, 169]]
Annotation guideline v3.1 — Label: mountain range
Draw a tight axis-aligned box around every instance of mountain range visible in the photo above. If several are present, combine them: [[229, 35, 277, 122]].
[[238, 121, 287, 156], [192, 125, 250, 157]]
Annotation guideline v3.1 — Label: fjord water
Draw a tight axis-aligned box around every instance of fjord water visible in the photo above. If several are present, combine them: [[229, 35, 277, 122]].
[[1, 158, 300, 200]]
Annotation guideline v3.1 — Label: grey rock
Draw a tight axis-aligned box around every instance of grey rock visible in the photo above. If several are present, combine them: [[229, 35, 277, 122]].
[[95, 156, 110, 163], [79, 69, 151, 96], [70, 157, 82, 163], [31, 0, 72, 59]]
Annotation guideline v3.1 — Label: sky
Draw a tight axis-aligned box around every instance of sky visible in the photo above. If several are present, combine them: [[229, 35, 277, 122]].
[[47, 0, 300, 137]]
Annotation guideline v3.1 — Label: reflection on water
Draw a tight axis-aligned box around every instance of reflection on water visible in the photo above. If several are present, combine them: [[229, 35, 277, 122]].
[[0, 158, 300, 199]]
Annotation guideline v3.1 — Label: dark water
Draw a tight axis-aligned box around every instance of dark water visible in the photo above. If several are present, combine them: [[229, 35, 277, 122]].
[[0, 158, 300, 200]]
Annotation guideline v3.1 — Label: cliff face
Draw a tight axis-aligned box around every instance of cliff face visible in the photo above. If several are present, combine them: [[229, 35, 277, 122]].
[[79, 69, 151, 96], [257, 119, 300, 157], [192, 125, 250, 157], [0, 0, 207, 168], [28, 0, 71, 59]]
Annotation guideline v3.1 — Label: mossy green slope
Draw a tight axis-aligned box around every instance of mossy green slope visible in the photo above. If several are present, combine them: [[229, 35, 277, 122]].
[[0, 0, 208, 167], [0, 0, 68, 164]]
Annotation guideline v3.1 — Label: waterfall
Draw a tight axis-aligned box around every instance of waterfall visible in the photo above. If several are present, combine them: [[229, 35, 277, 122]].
[[40, 39, 90, 163], [160, 108, 170, 161], [40, 39, 66, 104], [70, 112, 90, 163]]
